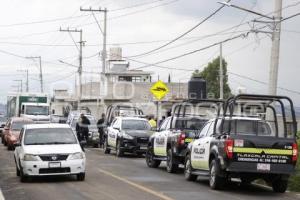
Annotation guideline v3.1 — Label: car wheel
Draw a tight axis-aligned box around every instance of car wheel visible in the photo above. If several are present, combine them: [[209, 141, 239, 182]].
[[166, 149, 178, 173], [184, 156, 197, 181], [209, 159, 225, 190], [116, 141, 124, 157], [272, 179, 288, 193], [104, 139, 110, 154], [19, 163, 28, 183], [146, 146, 161, 168], [77, 173, 85, 181]]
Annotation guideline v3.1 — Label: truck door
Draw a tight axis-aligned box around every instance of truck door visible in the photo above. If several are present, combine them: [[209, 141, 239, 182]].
[[108, 119, 120, 148], [191, 122, 211, 170], [153, 117, 170, 156]]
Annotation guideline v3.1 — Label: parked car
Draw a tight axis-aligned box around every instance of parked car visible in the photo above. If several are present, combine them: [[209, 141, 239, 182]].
[[69, 114, 99, 147], [184, 94, 298, 193], [3, 117, 33, 150], [0, 116, 7, 139], [104, 117, 153, 157], [14, 123, 86, 182]]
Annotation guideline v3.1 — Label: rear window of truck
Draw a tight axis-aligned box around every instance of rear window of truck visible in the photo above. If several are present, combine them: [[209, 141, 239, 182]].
[[222, 120, 274, 136], [175, 118, 207, 130]]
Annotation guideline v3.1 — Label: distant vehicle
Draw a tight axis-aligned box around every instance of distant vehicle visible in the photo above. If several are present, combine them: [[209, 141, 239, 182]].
[[104, 117, 153, 157], [146, 99, 223, 173], [0, 116, 7, 137], [183, 94, 298, 193], [14, 123, 86, 182], [105, 104, 144, 127], [7, 93, 50, 123], [3, 117, 33, 150], [68, 114, 99, 148], [50, 114, 67, 124]]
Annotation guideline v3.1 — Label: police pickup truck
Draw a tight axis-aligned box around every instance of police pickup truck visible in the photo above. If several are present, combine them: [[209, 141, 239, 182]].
[[146, 100, 223, 173], [184, 94, 298, 193]]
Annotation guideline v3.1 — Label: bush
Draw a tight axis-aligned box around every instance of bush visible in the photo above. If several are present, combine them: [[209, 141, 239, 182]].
[[288, 137, 300, 192]]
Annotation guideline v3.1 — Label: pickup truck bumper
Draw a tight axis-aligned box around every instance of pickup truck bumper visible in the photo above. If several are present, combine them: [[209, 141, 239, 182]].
[[226, 161, 295, 175]]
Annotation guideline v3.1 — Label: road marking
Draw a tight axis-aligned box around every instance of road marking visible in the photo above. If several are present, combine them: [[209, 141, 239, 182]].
[[0, 188, 5, 200], [98, 169, 174, 200]]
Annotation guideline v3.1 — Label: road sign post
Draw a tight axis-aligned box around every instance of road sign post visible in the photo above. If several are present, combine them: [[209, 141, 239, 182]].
[[150, 80, 169, 125]]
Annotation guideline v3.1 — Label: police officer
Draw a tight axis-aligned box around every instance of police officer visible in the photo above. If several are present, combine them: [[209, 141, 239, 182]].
[[97, 113, 106, 148]]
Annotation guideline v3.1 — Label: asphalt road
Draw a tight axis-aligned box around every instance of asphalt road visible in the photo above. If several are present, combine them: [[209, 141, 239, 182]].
[[1, 143, 300, 200]]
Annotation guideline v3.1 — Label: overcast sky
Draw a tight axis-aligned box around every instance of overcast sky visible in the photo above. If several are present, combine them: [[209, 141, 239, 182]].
[[0, 0, 299, 105]]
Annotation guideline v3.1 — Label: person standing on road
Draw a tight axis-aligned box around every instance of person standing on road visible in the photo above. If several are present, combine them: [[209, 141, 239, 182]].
[[97, 113, 106, 148], [80, 113, 90, 143]]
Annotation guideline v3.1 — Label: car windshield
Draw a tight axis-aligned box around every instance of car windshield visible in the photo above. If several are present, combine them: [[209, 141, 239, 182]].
[[11, 121, 32, 131], [26, 106, 49, 115], [175, 118, 207, 130], [24, 128, 77, 145], [122, 120, 151, 130], [222, 120, 273, 136]]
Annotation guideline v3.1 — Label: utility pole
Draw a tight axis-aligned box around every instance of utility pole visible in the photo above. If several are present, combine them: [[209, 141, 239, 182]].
[[26, 56, 43, 93], [18, 69, 29, 92], [14, 80, 23, 93], [60, 28, 84, 108], [219, 42, 224, 99], [219, 1, 283, 95], [268, 0, 282, 95], [80, 7, 107, 73]]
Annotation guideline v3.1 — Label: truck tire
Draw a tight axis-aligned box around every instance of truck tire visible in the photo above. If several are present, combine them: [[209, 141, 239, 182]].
[[184, 156, 197, 181], [272, 179, 288, 193], [104, 139, 110, 154], [209, 159, 225, 190], [146, 146, 161, 168], [166, 149, 178, 173]]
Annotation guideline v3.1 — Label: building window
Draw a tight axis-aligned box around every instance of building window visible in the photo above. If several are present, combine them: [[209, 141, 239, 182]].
[[118, 76, 132, 82], [132, 76, 141, 82]]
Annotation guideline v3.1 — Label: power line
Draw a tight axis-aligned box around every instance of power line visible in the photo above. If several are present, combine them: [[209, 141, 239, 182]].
[[110, 0, 168, 12], [127, 0, 232, 58]]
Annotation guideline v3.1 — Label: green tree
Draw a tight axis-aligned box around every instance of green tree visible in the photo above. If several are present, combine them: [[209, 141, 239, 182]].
[[192, 57, 231, 99]]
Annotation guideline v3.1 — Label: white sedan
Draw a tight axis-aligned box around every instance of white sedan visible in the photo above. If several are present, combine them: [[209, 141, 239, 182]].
[[14, 124, 86, 182]]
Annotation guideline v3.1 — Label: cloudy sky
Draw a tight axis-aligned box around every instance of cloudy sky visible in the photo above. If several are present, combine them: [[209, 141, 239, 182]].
[[0, 0, 299, 105]]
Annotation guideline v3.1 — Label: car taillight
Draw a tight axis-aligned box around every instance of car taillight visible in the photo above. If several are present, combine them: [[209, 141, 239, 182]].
[[292, 143, 298, 162], [225, 139, 234, 159], [177, 132, 186, 146]]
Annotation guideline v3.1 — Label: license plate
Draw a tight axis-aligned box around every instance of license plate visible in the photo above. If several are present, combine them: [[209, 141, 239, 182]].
[[257, 163, 270, 171], [49, 162, 61, 168]]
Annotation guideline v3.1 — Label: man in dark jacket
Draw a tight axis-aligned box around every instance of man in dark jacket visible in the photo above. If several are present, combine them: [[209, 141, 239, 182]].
[[76, 114, 90, 142], [97, 113, 106, 148]]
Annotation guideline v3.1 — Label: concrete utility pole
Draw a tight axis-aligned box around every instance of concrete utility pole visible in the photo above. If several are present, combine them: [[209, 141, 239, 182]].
[[26, 56, 43, 93], [14, 80, 23, 93], [219, 43, 224, 99], [268, 0, 282, 95], [18, 69, 29, 92], [60, 28, 84, 107], [80, 7, 108, 74]]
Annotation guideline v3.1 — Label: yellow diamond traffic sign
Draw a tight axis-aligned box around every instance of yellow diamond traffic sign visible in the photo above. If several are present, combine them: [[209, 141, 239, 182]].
[[150, 80, 169, 100]]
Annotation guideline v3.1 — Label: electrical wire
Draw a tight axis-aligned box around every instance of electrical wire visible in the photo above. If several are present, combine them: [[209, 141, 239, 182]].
[[127, 0, 232, 58]]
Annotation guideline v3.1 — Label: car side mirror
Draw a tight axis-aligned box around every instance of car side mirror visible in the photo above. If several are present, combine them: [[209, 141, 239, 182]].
[[14, 142, 21, 147]]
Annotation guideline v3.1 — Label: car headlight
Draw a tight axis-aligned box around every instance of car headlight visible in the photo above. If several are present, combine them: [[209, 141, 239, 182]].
[[23, 154, 40, 161], [121, 132, 134, 140], [68, 152, 85, 160]]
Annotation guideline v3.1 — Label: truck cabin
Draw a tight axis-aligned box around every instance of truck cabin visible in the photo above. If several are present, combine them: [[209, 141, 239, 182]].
[[21, 103, 50, 116]]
